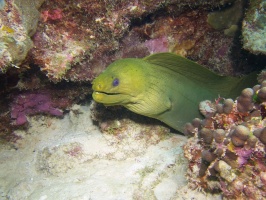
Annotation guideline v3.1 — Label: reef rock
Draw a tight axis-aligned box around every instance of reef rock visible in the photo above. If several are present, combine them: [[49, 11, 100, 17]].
[[30, 0, 239, 82], [0, 0, 44, 73], [242, 0, 266, 55]]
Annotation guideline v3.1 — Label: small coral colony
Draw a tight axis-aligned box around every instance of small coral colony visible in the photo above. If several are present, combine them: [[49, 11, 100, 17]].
[[183, 78, 266, 199]]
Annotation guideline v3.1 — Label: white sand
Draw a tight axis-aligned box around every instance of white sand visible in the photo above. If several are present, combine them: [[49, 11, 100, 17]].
[[0, 103, 221, 200]]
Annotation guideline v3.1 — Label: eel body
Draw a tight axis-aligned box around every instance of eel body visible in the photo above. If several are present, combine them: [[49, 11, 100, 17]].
[[92, 53, 257, 133]]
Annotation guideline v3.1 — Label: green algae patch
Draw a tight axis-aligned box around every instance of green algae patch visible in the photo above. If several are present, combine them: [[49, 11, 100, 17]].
[[207, 0, 244, 36]]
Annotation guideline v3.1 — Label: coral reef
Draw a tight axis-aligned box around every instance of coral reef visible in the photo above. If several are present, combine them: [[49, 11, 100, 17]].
[[0, 0, 260, 83], [122, 7, 250, 76], [32, 0, 180, 82], [29, 0, 242, 83], [0, 0, 265, 197], [0, 0, 44, 73], [242, 0, 266, 55], [183, 79, 266, 199]]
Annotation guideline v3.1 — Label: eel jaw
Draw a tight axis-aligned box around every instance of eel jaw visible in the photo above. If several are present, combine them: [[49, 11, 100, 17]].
[[92, 91, 130, 105]]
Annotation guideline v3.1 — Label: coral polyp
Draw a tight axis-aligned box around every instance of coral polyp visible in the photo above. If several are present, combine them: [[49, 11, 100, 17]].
[[184, 79, 266, 199]]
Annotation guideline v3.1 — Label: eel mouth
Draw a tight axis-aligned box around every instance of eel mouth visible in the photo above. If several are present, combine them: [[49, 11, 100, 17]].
[[93, 91, 121, 96], [93, 91, 122, 103], [92, 91, 132, 105]]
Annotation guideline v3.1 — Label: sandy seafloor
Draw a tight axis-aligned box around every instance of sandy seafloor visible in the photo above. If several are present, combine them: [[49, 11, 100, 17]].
[[0, 102, 221, 200]]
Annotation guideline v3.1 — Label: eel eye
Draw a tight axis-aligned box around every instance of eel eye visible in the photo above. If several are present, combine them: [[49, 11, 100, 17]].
[[112, 78, 119, 87]]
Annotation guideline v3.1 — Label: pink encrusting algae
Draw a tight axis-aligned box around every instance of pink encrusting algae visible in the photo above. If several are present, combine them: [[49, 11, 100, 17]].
[[11, 92, 63, 126]]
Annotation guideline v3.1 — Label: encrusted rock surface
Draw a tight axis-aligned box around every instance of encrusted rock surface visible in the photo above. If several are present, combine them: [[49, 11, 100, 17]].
[[242, 0, 266, 55], [0, 0, 44, 72], [1, 0, 236, 82], [0, 0, 261, 82], [30, 0, 244, 82]]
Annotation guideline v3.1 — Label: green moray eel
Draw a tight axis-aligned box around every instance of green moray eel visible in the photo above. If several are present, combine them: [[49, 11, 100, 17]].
[[92, 53, 257, 133]]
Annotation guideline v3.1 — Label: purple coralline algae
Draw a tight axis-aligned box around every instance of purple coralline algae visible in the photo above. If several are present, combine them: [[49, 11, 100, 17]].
[[11, 92, 63, 126], [183, 79, 266, 199]]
